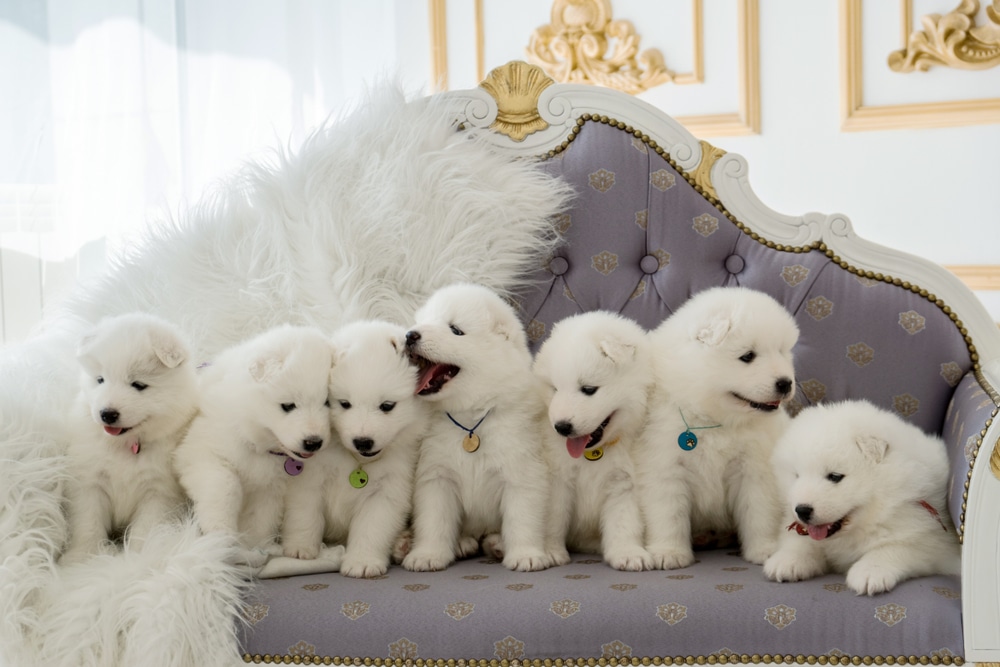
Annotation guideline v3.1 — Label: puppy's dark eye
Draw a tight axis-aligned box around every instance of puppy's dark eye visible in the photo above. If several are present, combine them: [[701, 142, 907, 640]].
[[339, 400, 352, 410], [739, 351, 756, 363], [581, 386, 598, 396], [379, 401, 396, 413], [96, 376, 104, 385], [826, 472, 845, 483], [281, 403, 296, 413], [324, 399, 331, 408], [449, 324, 464, 336], [131, 381, 148, 391]]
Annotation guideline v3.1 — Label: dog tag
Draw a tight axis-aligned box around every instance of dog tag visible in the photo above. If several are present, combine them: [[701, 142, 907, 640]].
[[349, 468, 368, 489], [462, 433, 480, 453], [284, 457, 304, 476], [584, 447, 604, 461], [678, 431, 698, 451], [130, 441, 140, 455]]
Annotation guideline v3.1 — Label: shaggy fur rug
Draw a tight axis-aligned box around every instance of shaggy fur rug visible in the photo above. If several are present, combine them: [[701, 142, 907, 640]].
[[0, 83, 572, 667]]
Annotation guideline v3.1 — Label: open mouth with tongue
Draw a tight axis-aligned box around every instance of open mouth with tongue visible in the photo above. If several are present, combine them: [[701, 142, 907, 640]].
[[788, 515, 848, 541], [732, 392, 782, 412], [564, 414, 612, 459], [104, 425, 133, 437], [410, 353, 460, 396]]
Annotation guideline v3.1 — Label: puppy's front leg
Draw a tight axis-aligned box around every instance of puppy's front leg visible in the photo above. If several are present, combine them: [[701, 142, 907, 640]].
[[183, 460, 243, 537], [342, 491, 407, 578], [127, 490, 182, 549], [601, 468, 652, 571], [281, 473, 326, 560], [638, 464, 694, 570], [732, 455, 781, 564], [403, 476, 461, 572], [500, 477, 552, 572], [763, 529, 827, 583], [62, 482, 112, 563], [544, 478, 573, 567]]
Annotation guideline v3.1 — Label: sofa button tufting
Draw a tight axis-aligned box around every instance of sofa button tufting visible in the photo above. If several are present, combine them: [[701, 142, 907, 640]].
[[549, 256, 569, 275], [725, 254, 745, 274], [640, 254, 660, 274]]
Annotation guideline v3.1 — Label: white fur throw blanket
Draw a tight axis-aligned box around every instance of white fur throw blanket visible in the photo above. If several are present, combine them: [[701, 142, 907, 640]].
[[0, 84, 572, 667]]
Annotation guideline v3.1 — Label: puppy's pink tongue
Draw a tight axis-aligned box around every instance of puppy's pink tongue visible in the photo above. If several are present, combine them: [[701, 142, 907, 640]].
[[104, 426, 123, 436], [807, 524, 832, 541], [566, 436, 589, 459]]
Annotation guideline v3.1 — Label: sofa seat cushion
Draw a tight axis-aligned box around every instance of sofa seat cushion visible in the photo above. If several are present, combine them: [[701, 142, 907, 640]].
[[240, 550, 963, 663]]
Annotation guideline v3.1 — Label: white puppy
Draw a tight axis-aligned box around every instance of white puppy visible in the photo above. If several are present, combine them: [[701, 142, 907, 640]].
[[174, 324, 334, 553], [62, 313, 198, 562], [637, 287, 799, 569], [764, 400, 961, 595], [401, 283, 553, 572], [533, 311, 654, 571], [281, 320, 428, 577]]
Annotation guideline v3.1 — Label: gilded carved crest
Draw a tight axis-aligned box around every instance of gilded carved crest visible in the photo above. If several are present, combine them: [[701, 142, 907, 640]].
[[479, 61, 555, 142], [889, 0, 1000, 72], [526, 0, 674, 94]]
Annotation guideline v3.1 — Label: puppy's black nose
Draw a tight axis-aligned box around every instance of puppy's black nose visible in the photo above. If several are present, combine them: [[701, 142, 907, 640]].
[[404, 330, 421, 347], [353, 437, 374, 453], [100, 409, 120, 425], [302, 437, 323, 452], [554, 420, 574, 437], [775, 378, 793, 396], [795, 504, 813, 522]]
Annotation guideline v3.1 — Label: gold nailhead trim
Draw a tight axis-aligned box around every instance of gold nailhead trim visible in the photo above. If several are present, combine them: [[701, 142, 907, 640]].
[[242, 655, 965, 665]]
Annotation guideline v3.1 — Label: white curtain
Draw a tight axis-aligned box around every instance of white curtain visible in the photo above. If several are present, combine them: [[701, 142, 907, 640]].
[[0, 0, 432, 343]]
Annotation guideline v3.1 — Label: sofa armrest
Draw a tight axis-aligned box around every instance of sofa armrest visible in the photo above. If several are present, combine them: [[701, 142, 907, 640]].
[[951, 364, 1000, 661]]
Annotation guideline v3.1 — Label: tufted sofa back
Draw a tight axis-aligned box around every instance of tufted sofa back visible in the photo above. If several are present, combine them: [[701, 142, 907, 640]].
[[518, 119, 973, 441]]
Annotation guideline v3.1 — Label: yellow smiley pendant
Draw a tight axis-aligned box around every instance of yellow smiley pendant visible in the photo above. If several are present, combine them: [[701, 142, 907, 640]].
[[584, 447, 604, 461], [462, 433, 481, 453]]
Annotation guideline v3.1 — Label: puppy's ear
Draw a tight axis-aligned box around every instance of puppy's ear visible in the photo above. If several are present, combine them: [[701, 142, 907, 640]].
[[855, 434, 889, 464], [599, 338, 636, 365], [249, 351, 286, 382], [695, 315, 732, 346], [150, 330, 188, 369], [77, 330, 98, 361]]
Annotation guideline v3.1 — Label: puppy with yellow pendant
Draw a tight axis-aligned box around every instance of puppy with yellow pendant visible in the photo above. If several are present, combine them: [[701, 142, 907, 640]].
[[533, 311, 654, 571]]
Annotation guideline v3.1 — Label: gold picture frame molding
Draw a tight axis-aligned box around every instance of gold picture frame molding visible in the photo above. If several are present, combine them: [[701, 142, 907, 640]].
[[839, 0, 1000, 131], [429, 0, 760, 137]]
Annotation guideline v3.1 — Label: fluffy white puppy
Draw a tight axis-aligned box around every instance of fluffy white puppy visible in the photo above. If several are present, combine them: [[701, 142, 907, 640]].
[[764, 400, 961, 595], [533, 311, 654, 571], [637, 287, 799, 569], [174, 324, 334, 553], [401, 283, 553, 572], [62, 313, 198, 562], [281, 320, 428, 578]]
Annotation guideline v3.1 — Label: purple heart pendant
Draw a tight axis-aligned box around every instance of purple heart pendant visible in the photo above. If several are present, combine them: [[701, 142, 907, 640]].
[[284, 457, 304, 476]]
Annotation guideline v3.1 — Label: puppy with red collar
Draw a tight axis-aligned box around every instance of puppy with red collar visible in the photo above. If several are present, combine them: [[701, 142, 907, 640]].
[[764, 400, 961, 595]]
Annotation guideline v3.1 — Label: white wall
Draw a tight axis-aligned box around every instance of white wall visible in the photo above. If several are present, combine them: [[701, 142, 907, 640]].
[[1, 0, 997, 345]]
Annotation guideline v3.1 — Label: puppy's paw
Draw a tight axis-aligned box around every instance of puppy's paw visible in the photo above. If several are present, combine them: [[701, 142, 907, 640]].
[[59, 547, 93, 567], [740, 539, 777, 565], [457, 535, 483, 559], [547, 546, 572, 567], [282, 543, 320, 560], [341, 556, 389, 579], [762, 549, 824, 583], [480, 533, 503, 560], [391, 529, 413, 564], [845, 562, 899, 596], [402, 549, 454, 572], [503, 548, 553, 572], [607, 547, 653, 572], [647, 545, 695, 570]]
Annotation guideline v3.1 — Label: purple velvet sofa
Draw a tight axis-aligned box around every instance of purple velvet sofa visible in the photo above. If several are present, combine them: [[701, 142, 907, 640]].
[[239, 62, 1000, 666]]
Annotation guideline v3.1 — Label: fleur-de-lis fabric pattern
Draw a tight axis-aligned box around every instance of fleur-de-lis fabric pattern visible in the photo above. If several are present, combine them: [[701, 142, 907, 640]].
[[242, 551, 962, 661]]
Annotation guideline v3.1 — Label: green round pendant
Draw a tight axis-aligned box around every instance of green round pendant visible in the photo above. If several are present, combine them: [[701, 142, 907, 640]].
[[349, 468, 368, 489]]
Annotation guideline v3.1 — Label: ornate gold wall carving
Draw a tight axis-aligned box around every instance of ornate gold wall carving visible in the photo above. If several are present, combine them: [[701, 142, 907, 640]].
[[526, 0, 674, 94], [889, 0, 1000, 72]]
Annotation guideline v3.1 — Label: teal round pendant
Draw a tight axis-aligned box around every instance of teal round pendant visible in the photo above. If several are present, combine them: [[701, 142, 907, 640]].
[[349, 468, 368, 489], [678, 431, 698, 451]]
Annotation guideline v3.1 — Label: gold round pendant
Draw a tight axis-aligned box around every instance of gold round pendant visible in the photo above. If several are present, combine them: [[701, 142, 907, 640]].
[[584, 447, 604, 461], [462, 433, 481, 453]]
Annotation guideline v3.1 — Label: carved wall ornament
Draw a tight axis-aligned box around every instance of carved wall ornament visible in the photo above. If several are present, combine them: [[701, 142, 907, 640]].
[[691, 140, 727, 200], [889, 0, 1000, 72], [526, 0, 674, 94], [478, 61, 555, 142]]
